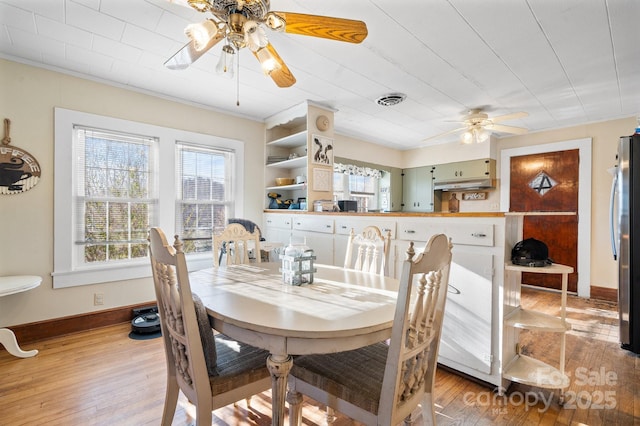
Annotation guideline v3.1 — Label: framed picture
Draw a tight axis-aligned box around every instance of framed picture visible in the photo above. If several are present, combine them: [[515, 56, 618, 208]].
[[312, 168, 331, 192], [311, 134, 333, 165]]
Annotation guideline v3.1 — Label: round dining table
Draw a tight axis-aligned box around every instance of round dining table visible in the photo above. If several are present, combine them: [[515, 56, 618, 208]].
[[189, 262, 399, 426]]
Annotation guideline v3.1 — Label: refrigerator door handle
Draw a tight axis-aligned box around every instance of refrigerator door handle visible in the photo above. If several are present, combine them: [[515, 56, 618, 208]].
[[610, 167, 618, 260]]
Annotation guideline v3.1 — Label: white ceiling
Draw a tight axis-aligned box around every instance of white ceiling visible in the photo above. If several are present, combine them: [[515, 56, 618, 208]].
[[1, 0, 639, 150]]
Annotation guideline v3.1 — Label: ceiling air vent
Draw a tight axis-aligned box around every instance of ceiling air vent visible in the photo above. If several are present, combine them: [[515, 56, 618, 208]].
[[375, 93, 406, 107]]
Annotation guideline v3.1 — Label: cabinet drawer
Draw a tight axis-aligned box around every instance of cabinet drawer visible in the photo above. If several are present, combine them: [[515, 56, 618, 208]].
[[264, 214, 292, 229], [396, 221, 440, 242], [444, 224, 494, 247], [335, 218, 396, 238], [396, 221, 494, 247], [292, 217, 334, 234]]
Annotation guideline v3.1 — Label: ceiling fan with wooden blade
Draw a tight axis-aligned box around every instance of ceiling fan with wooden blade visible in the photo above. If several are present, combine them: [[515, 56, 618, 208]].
[[424, 109, 528, 144], [165, 0, 368, 88]]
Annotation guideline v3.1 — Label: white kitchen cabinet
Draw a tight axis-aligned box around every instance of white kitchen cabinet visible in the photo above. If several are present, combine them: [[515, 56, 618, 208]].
[[264, 211, 520, 388], [503, 262, 573, 400], [291, 215, 334, 265], [392, 215, 515, 387], [334, 217, 396, 270], [402, 166, 436, 212], [263, 213, 293, 247]]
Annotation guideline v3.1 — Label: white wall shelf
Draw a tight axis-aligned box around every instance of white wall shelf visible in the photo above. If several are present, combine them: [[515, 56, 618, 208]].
[[503, 261, 573, 402], [266, 156, 307, 169], [266, 183, 307, 191], [267, 130, 307, 148]]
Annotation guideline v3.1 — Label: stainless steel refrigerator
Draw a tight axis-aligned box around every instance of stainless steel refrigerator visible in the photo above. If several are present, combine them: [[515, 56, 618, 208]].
[[610, 133, 640, 354]]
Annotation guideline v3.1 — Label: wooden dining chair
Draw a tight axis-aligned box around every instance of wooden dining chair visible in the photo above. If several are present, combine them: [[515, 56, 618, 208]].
[[148, 227, 271, 426], [287, 234, 453, 426], [343, 226, 392, 276], [213, 222, 262, 267]]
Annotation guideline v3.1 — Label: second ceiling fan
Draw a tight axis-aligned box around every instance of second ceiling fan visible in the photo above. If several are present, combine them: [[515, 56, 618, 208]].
[[425, 109, 529, 144], [166, 0, 368, 88]]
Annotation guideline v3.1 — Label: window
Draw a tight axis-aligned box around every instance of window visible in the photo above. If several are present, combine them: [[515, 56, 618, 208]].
[[333, 162, 383, 211], [54, 108, 244, 288], [76, 127, 158, 264], [176, 143, 235, 253]]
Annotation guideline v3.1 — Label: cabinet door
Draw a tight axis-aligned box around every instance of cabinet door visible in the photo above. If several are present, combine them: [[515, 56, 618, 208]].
[[291, 216, 334, 265], [403, 167, 434, 212], [432, 162, 459, 182], [335, 218, 396, 270], [392, 235, 495, 375], [415, 166, 434, 211], [439, 249, 494, 375], [292, 230, 334, 265], [402, 168, 417, 211], [433, 159, 491, 182], [461, 159, 491, 179], [263, 215, 292, 254], [334, 233, 349, 267]]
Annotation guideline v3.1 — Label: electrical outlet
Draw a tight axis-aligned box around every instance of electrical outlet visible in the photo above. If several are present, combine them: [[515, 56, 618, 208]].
[[94, 293, 104, 306]]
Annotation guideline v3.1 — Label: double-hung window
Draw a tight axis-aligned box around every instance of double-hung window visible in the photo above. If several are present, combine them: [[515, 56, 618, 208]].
[[54, 108, 244, 288], [77, 127, 157, 264], [176, 143, 235, 253]]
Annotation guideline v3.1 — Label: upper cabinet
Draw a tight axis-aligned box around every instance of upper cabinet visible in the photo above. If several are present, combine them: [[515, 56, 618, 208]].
[[433, 158, 496, 184], [402, 166, 439, 212], [264, 101, 336, 210]]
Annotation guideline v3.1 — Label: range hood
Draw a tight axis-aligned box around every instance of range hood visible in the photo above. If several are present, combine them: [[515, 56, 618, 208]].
[[434, 178, 495, 191]]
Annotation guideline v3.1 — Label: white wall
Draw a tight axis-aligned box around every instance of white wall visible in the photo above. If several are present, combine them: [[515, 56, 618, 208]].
[[401, 135, 498, 167], [333, 133, 403, 169], [0, 59, 265, 327]]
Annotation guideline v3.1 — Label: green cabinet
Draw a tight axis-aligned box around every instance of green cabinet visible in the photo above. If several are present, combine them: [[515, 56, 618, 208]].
[[402, 166, 437, 212], [433, 159, 496, 184]]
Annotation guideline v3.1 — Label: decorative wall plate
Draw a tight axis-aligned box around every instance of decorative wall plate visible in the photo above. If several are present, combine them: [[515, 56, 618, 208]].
[[1, 119, 41, 195]]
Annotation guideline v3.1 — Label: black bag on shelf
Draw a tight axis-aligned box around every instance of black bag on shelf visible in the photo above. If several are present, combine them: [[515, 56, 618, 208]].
[[511, 238, 553, 267]]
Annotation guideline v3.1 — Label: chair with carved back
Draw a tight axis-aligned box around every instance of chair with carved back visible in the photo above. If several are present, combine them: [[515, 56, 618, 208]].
[[287, 234, 453, 426], [343, 226, 392, 276], [213, 222, 262, 267], [148, 227, 271, 426]]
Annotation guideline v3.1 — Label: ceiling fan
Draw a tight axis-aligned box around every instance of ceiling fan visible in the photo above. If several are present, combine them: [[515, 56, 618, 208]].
[[424, 109, 529, 144], [165, 0, 368, 89]]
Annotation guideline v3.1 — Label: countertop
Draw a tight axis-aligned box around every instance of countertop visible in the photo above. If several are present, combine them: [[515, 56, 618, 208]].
[[264, 210, 577, 218], [264, 209, 506, 218]]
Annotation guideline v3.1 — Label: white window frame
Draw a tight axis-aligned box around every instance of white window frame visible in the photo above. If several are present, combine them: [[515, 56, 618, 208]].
[[53, 108, 244, 288], [175, 141, 237, 253]]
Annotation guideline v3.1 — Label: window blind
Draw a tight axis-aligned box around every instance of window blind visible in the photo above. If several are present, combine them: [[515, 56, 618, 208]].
[[175, 142, 235, 253], [74, 126, 158, 263]]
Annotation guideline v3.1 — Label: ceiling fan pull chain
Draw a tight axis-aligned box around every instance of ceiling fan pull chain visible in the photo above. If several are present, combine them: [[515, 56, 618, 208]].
[[236, 49, 240, 107]]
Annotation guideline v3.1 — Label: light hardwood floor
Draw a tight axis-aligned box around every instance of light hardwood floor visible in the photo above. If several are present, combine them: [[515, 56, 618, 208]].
[[1, 287, 638, 425]]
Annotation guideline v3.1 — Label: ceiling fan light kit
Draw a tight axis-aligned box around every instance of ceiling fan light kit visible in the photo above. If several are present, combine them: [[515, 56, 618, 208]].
[[215, 44, 235, 77], [424, 109, 529, 144], [255, 45, 280, 74], [185, 19, 219, 51], [165, 0, 368, 93], [461, 127, 490, 144]]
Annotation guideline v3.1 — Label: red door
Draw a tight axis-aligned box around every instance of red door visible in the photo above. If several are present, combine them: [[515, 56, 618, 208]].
[[509, 149, 579, 292]]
